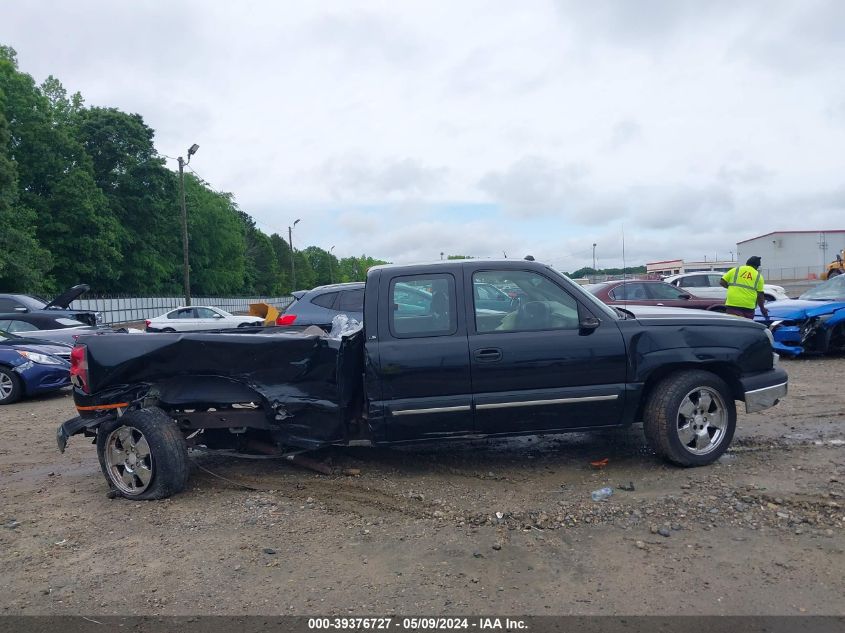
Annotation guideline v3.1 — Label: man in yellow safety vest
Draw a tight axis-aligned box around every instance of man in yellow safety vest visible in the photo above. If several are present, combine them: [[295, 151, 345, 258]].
[[719, 255, 769, 320]]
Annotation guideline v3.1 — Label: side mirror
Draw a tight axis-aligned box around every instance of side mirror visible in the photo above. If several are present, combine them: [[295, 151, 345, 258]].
[[579, 315, 600, 333], [679, 294, 691, 300], [213, 314, 224, 318]]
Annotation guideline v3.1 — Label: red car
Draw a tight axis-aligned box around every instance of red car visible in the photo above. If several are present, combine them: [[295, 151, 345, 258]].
[[586, 280, 723, 311]]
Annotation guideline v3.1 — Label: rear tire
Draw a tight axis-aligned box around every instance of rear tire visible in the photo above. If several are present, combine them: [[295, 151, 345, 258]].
[[0, 367, 22, 404], [96, 408, 189, 500], [643, 370, 736, 467], [161, 327, 176, 333]]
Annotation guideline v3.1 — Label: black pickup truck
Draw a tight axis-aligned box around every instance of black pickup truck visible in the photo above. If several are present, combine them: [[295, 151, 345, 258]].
[[58, 259, 787, 500]]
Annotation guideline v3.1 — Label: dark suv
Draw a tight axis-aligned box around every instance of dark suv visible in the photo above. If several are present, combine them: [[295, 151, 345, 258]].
[[276, 282, 365, 328], [0, 284, 100, 326]]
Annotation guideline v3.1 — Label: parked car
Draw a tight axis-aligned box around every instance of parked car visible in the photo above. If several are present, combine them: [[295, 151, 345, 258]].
[[145, 307, 264, 332], [756, 275, 845, 356], [586, 280, 724, 311], [0, 313, 95, 340], [664, 272, 789, 303], [0, 284, 101, 325], [0, 330, 71, 404], [276, 282, 365, 327], [58, 259, 786, 500], [473, 282, 518, 311]]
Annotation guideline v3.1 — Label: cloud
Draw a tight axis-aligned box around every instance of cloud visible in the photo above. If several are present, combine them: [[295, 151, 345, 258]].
[[319, 156, 448, 199], [478, 156, 588, 218], [1, 0, 844, 271], [608, 119, 642, 149]]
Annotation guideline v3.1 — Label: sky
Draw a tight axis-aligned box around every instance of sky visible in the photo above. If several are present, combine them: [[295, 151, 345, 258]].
[[2, 0, 844, 271]]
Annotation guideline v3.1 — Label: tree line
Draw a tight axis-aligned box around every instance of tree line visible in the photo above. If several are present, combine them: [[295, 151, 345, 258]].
[[0, 46, 386, 297]]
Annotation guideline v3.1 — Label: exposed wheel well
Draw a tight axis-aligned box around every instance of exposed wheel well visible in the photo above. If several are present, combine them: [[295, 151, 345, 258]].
[[635, 362, 743, 423]]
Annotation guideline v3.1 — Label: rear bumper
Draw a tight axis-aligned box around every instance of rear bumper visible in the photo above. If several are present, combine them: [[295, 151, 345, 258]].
[[740, 367, 788, 414], [56, 412, 114, 452]]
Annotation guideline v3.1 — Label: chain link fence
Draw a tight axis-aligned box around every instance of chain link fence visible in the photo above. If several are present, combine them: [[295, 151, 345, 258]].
[[66, 296, 294, 326]]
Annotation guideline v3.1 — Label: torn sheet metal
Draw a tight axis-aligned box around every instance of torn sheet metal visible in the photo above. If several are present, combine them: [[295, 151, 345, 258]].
[[75, 328, 364, 448]]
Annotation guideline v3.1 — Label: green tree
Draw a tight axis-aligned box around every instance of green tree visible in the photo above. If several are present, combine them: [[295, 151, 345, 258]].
[[183, 174, 246, 295], [302, 246, 338, 286], [0, 51, 122, 291], [0, 81, 51, 291], [269, 233, 292, 294], [74, 107, 181, 293]]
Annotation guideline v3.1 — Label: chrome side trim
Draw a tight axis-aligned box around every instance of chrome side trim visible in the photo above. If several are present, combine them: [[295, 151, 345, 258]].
[[391, 405, 472, 417], [476, 394, 619, 411], [744, 381, 788, 414]]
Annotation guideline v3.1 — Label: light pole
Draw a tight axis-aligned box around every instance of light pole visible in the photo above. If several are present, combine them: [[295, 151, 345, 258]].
[[592, 243, 597, 271], [177, 143, 199, 305], [288, 218, 300, 291], [329, 245, 335, 284]]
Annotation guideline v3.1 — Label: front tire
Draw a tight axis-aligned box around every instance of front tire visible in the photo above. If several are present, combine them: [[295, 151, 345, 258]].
[[0, 367, 22, 404], [643, 370, 736, 466], [96, 408, 189, 500]]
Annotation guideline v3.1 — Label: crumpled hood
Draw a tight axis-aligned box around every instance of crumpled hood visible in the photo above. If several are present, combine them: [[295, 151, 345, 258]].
[[759, 299, 845, 320]]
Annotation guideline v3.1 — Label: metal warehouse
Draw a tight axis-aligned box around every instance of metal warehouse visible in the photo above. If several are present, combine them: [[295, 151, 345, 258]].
[[737, 230, 845, 281]]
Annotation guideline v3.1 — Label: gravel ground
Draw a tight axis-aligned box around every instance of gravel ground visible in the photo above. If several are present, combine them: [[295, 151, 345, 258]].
[[1, 356, 843, 615]]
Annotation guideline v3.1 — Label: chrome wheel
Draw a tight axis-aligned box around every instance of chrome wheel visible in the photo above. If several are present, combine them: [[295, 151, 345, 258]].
[[676, 386, 728, 455], [104, 426, 154, 494], [0, 372, 14, 401]]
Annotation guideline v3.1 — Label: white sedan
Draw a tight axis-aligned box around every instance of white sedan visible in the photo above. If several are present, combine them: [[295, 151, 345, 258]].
[[145, 306, 263, 332], [664, 272, 790, 302]]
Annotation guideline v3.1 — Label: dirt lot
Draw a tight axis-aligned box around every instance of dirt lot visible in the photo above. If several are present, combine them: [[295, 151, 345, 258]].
[[1, 357, 844, 616]]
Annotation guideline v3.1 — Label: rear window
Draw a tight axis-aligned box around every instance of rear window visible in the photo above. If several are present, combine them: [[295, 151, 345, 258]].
[[337, 289, 364, 311], [311, 292, 338, 309]]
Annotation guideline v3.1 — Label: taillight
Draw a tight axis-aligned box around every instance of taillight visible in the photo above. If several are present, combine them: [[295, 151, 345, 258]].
[[276, 314, 297, 326], [144, 319, 151, 328], [69, 344, 90, 394]]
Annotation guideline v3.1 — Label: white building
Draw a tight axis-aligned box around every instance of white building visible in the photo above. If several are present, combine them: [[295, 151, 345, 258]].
[[736, 230, 845, 280], [646, 258, 736, 277]]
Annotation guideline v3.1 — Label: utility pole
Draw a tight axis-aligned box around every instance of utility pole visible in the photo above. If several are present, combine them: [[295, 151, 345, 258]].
[[177, 143, 199, 306], [592, 243, 597, 271], [288, 218, 300, 291]]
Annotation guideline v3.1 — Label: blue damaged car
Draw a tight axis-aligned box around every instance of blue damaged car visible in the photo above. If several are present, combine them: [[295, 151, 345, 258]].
[[755, 275, 845, 356]]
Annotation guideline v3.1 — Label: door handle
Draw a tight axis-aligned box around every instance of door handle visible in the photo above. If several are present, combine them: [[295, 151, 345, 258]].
[[474, 348, 502, 362]]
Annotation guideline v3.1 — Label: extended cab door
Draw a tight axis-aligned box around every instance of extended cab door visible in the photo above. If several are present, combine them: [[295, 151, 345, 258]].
[[465, 267, 628, 435], [373, 270, 474, 442]]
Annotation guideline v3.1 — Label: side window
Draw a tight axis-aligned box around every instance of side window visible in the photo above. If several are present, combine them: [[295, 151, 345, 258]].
[[0, 299, 21, 312], [337, 289, 364, 311], [390, 275, 456, 337], [648, 283, 687, 300], [473, 270, 580, 333], [681, 275, 707, 288], [8, 320, 38, 333], [609, 283, 648, 301], [196, 308, 218, 318], [0, 320, 10, 330], [169, 308, 195, 319], [707, 274, 723, 287], [311, 292, 338, 309]]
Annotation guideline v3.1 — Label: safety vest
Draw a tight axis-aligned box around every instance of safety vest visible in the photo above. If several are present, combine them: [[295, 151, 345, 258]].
[[723, 265, 763, 310]]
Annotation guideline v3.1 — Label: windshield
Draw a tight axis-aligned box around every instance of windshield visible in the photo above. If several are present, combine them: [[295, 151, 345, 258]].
[[800, 276, 845, 301]]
